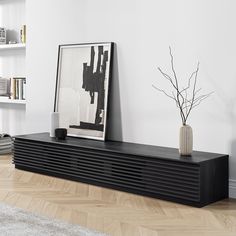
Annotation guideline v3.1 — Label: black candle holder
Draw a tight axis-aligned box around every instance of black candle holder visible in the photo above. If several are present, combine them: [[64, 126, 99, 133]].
[[55, 128, 67, 140]]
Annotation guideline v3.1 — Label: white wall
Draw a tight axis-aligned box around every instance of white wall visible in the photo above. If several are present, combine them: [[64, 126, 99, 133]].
[[26, 0, 236, 187]]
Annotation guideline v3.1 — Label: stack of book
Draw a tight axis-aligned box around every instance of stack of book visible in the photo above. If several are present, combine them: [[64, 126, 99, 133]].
[[10, 77, 26, 100], [0, 135, 12, 155], [0, 77, 26, 100]]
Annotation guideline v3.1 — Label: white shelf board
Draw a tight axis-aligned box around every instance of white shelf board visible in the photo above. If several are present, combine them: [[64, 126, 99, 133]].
[[0, 43, 26, 50], [0, 97, 26, 105]]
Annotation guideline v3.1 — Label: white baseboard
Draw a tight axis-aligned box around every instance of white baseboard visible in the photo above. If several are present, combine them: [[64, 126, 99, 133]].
[[229, 179, 236, 198]]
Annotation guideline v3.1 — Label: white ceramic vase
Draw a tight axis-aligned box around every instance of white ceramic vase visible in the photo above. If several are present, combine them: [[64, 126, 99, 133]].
[[179, 125, 193, 156], [50, 112, 59, 137]]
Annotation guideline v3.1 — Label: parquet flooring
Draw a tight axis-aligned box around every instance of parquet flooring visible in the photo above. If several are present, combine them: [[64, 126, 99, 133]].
[[0, 155, 236, 236]]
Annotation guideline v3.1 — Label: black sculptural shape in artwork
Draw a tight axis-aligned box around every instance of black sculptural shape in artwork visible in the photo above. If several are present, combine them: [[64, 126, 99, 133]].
[[70, 46, 109, 132]]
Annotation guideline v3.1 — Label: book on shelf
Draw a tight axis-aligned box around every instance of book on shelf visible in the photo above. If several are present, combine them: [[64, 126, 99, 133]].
[[0, 77, 26, 101], [0, 78, 10, 96], [0, 28, 6, 45], [20, 25, 26, 44], [11, 77, 26, 100]]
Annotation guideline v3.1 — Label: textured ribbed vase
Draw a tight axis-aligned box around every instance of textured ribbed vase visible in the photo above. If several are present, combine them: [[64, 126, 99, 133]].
[[179, 125, 193, 156]]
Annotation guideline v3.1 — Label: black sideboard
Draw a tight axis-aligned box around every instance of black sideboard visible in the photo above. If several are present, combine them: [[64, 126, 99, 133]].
[[13, 133, 228, 207]]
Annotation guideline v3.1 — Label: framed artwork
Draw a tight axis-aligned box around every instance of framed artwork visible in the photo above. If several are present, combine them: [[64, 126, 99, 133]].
[[54, 42, 114, 141]]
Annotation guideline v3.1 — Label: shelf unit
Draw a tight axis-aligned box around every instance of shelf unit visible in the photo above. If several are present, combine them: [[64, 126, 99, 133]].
[[0, 97, 26, 105], [0, 43, 26, 50], [0, 0, 26, 135]]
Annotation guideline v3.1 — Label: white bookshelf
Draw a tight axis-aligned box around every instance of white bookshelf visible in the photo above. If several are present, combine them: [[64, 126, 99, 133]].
[[0, 43, 26, 50], [0, 97, 26, 105], [0, 0, 26, 135]]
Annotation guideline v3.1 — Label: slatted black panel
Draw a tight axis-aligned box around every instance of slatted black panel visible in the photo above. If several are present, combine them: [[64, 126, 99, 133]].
[[13, 133, 229, 207], [13, 138, 200, 203]]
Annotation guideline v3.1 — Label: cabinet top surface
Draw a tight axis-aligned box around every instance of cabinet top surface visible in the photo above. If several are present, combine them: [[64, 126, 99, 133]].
[[15, 133, 228, 164]]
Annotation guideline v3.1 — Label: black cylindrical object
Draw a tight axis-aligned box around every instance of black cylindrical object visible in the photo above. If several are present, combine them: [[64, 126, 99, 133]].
[[55, 128, 67, 140]]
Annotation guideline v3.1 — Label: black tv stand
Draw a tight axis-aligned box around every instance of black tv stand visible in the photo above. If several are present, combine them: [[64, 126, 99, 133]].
[[13, 133, 228, 207]]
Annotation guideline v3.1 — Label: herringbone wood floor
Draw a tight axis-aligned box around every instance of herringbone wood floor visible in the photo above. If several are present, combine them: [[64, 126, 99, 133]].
[[0, 155, 236, 236]]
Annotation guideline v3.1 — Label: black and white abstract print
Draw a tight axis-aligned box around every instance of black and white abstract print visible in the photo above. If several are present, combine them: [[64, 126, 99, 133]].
[[55, 43, 113, 140]]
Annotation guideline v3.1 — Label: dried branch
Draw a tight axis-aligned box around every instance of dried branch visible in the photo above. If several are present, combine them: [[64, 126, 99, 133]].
[[172, 91, 180, 108], [191, 92, 214, 109], [183, 88, 202, 106], [169, 48, 188, 123], [157, 66, 186, 123], [169, 47, 179, 90], [153, 47, 213, 125], [193, 92, 214, 105], [152, 85, 177, 102], [157, 67, 178, 91], [182, 92, 214, 110], [184, 89, 188, 117], [180, 68, 199, 93], [185, 62, 199, 122]]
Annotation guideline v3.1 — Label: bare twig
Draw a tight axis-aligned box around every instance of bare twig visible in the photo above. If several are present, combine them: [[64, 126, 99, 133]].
[[192, 92, 214, 105], [169, 47, 179, 90], [182, 92, 213, 110], [153, 48, 213, 125], [152, 85, 177, 102], [185, 62, 199, 122], [184, 89, 188, 117], [169, 48, 187, 123], [172, 91, 180, 108], [180, 69, 198, 93], [157, 67, 179, 92], [191, 92, 214, 109]]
